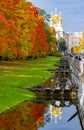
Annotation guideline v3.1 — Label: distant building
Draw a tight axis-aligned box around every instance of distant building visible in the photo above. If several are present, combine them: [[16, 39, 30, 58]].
[[50, 8, 82, 53], [50, 8, 64, 40], [64, 32, 82, 52]]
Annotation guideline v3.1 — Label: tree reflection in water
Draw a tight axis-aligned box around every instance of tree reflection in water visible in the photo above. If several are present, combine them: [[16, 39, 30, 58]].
[[0, 97, 82, 130], [0, 101, 45, 130]]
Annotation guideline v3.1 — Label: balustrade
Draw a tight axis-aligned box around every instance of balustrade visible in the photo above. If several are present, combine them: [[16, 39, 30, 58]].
[[67, 56, 84, 128]]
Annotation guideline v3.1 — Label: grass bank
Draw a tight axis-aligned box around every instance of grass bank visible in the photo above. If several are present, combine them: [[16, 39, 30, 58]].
[[0, 56, 61, 113]]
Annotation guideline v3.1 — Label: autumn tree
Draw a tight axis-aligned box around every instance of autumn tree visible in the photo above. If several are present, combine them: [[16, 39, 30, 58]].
[[0, 0, 20, 60], [31, 16, 49, 58], [0, 0, 38, 59], [0, 0, 52, 60], [15, 1, 38, 59], [44, 26, 58, 55], [72, 31, 84, 54]]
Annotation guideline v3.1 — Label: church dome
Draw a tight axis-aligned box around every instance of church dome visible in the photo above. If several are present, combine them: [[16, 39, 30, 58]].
[[50, 8, 64, 40], [58, 17, 62, 21], [51, 15, 59, 21]]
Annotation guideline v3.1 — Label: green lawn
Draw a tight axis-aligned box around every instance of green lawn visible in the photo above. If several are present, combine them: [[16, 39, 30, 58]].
[[0, 56, 61, 113]]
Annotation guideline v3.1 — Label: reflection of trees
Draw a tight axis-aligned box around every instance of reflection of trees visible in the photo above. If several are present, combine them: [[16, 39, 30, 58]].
[[33, 98, 78, 127], [0, 97, 79, 130], [0, 102, 45, 130]]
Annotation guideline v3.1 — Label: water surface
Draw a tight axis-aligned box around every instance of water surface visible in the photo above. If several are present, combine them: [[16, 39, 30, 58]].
[[0, 98, 82, 130]]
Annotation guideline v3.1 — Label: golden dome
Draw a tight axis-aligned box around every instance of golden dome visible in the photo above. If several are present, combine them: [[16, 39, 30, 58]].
[[51, 15, 59, 20], [54, 15, 59, 19], [50, 15, 62, 22], [53, 110, 59, 116], [58, 17, 62, 21]]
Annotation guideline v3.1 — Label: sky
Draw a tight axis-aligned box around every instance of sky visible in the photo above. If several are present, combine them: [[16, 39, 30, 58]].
[[28, 0, 84, 33]]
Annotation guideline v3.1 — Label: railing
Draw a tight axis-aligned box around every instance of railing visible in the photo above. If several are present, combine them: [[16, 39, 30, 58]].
[[68, 56, 84, 78], [67, 56, 84, 128]]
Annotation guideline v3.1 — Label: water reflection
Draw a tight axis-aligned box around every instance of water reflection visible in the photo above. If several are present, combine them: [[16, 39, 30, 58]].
[[0, 101, 45, 130], [49, 101, 63, 124], [39, 103, 81, 130], [0, 97, 82, 130]]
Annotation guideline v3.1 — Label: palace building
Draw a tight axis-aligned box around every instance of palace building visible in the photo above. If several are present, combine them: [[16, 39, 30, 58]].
[[50, 8, 83, 53], [50, 8, 64, 40], [64, 32, 82, 53]]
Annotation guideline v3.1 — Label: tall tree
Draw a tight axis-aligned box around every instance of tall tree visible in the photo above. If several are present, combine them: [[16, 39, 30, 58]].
[[31, 15, 49, 58], [0, 0, 19, 60], [57, 38, 67, 52], [15, 1, 38, 58], [0, 0, 51, 59]]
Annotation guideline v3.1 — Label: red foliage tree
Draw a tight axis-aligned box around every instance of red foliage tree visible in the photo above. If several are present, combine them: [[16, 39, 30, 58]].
[[31, 16, 49, 58]]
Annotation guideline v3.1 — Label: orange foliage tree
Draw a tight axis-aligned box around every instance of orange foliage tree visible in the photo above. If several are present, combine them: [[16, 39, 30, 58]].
[[0, 0, 20, 60], [31, 16, 49, 58], [0, 0, 52, 60], [15, 1, 38, 59]]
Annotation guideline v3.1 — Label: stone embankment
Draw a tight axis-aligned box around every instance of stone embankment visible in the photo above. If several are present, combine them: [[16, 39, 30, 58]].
[[67, 56, 84, 129]]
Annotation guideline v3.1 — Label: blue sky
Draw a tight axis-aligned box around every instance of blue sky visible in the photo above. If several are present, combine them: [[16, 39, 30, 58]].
[[28, 0, 84, 32]]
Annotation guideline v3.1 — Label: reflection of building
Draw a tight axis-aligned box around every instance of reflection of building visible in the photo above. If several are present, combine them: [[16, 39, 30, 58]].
[[64, 32, 82, 52], [50, 8, 64, 40], [49, 101, 63, 124]]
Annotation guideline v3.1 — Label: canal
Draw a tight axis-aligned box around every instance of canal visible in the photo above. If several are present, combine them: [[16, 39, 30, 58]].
[[0, 57, 83, 130], [0, 96, 82, 130]]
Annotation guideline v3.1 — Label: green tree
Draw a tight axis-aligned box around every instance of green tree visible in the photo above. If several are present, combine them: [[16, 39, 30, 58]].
[[38, 8, 50, 23], [44, 25, 54, 44], [57, 37, 67, 52]]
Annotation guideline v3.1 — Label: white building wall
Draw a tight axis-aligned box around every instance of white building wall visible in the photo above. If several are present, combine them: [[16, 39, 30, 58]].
[[64, 32, 82, 52]]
